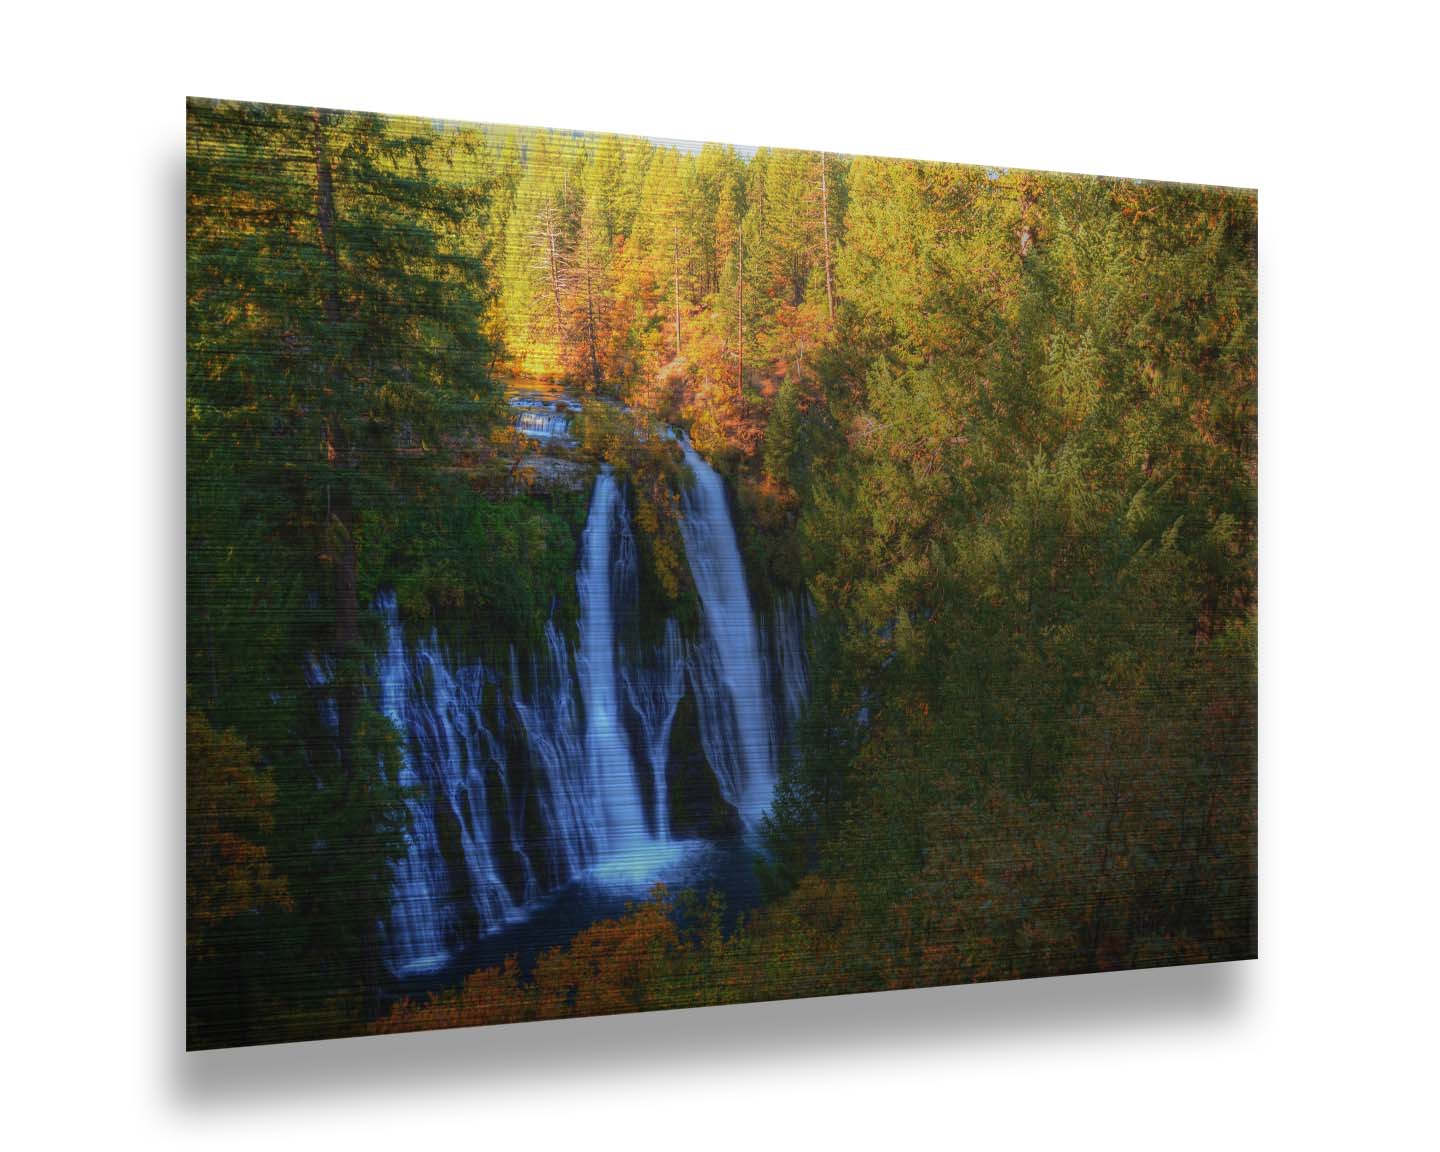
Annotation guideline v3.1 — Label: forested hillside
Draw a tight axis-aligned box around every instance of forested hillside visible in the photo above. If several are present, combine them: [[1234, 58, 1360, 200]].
[[187, 99, 1256, 1046]]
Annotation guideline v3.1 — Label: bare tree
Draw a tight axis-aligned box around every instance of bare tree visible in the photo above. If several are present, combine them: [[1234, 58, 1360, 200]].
[[673, 224, 683, 359], [580, 219, 603, 388]]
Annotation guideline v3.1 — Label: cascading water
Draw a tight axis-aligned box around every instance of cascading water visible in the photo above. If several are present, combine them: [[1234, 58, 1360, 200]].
[[676, 436, 777, 824], [510, 396, 576, 444], [769, 590, 814, 741], [508, 620, 592, 885], [621, 618, 685, 842], [576, 467, 652, 863], [377, 593, 518, 974], [610, 479, 684, 843], [376, 434, 808, 978]]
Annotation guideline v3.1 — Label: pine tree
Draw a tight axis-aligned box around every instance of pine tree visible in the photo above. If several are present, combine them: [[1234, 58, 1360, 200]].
[[186, 98, 502, 1044]]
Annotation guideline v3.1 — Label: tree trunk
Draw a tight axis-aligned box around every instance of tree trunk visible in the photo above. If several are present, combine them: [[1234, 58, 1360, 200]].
[[313, 110, 341, 329], [584, 249, 602, 389], [1018, 176, 1039, 259], [311, 108, 358, 788], [820, 151, 835, 322], [543, 208, 567, 359], [673, 226, 683, 359], [736, 228, 744, 409]]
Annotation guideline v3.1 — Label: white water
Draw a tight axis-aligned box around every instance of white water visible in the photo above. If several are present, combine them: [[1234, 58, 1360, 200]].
[[377, 595, 518, 973], [577, 467, 653, 862], [677, 437, 777, 824], [375, 441, 809, 977], [508, 621, 592, 884], [621, 618, 685, 841], [510, 397, 576, 444], [770, 590, 815, 741]]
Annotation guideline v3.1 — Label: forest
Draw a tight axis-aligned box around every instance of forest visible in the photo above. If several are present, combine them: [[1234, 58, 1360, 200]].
[[186, 97, 1256, 1049]]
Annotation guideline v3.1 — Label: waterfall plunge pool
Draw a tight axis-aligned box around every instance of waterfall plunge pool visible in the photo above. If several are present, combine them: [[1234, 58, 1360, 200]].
[[379, 831, 763, 1005], [373, 407, 807, 1010]]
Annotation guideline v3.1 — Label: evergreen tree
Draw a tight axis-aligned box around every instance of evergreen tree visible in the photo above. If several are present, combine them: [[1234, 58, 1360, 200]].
[[186, 98, 502, 1045]]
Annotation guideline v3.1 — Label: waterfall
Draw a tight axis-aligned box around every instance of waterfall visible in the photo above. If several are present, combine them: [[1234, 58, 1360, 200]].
[[377, 593, 517, 974], [611, 479, 684, 843], [508, 621, 592, 884], [770, 590, 814, 741], [576, 467, 652, 861], [676, 437, 777, 824], [622, 618, 685, 841], [510, 397, 575, 444], [377, 442, 808, 977]]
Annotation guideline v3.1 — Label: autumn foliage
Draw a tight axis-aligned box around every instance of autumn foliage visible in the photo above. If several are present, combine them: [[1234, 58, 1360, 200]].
[[188, 101, 1256, 1046]]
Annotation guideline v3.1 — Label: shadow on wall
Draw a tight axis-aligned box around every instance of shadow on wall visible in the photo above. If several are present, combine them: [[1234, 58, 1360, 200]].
[[170, 961, 1252, 1111]]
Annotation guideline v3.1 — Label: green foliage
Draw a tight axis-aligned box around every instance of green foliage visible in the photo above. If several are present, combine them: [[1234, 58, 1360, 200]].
[[190, 101, 1257, 1040], [360, 477, 585, 641], [771, 166, 1257, 980], [573, 401, 698, 627], [186, 98, 508, 1046]]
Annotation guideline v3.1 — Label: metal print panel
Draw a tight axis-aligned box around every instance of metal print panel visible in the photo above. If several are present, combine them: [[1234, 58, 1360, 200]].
[[186, 97, 1257, 1049]]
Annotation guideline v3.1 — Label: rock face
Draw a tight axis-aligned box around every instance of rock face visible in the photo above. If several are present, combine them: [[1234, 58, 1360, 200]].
[[504, 380, 587, 492], [514, 454, 590, 493], [375, 405, 807, 978], [666, 691, 742, 839]]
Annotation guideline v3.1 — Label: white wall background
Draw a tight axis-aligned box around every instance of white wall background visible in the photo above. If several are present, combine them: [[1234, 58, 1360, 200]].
[[3, 2, 1435, 1146]]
